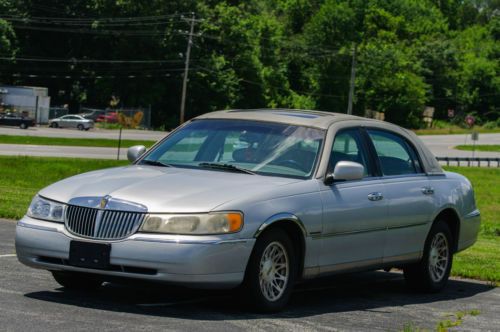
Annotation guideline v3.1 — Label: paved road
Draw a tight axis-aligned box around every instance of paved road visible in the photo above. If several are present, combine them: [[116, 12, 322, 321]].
[[419, 133, 500, 158], [0, 126, 166, 141], [0, 143, 129, 160], [1, 219, 498, 331]]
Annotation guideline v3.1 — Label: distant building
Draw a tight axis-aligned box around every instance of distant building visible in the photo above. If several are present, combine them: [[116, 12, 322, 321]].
[[0, 85, 51, 124]]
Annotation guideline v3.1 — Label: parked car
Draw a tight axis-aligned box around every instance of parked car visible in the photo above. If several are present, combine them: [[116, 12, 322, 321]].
[[0, 113, 35, 129], [16, 109, 480, 312], [96, 112, 118, 123], [49, 115, 94, 130], [79, 109, 105, 121]]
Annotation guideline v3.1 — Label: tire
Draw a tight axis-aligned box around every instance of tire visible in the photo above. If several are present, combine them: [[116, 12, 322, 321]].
[[403, 221, 453, 292], [19, 123, 27, 129], [241, 228, 297, 312], [77, 124, 84, 130], [51, 271, 103, 290], [50, 122, 58, 128]]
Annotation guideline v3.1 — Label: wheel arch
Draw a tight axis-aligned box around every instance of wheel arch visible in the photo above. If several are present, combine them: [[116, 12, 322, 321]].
[[254, 213, 307, 279], [432, 207, 461, 253]]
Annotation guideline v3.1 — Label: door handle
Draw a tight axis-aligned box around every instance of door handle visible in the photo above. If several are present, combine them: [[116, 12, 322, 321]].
[[421, 186, 435, 195], [368, 192, 383, 201]]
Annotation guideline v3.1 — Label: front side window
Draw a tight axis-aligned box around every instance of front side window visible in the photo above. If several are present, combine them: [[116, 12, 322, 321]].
[[367, 129, 422, 176], [143, 119, 325, 179], [329, 128, 371, 176]]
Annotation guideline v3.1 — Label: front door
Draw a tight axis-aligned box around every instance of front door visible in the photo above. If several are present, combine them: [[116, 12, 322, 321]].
[[319, 128, 387, 273]]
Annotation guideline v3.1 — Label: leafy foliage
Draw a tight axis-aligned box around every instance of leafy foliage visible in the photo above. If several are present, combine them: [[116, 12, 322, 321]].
[[0, 0, 498, 128]]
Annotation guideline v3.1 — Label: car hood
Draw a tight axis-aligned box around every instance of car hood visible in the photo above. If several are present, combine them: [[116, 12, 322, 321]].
[[39, 165, 301, 213]]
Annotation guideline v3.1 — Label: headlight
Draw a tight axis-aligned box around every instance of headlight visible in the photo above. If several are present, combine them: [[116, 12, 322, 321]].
[[27, 195, 66, 223], [140, 212, 243, 235]]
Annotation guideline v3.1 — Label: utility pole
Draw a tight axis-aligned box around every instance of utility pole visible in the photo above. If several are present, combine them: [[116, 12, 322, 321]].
[[347, 43, 357, 115], [179, 13, 195, 125]]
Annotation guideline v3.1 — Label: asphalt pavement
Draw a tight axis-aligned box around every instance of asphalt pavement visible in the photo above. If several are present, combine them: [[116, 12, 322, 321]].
[[1, 219, 498, 331], [0, 126, 166, 141], [418, 133, 500, 158], [0, 143, 128, 159]]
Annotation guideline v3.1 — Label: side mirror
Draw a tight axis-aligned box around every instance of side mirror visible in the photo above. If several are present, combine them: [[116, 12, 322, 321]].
[[325, 161, 364, 185], [127, 145, 147, 163]]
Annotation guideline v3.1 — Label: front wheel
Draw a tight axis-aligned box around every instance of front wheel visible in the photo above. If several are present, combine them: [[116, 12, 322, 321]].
[[77, 124, 84, 130], [19, 123, 27, 129], [241, 228, 296, 312], [403, 221, 453, 292], [51, 271, 103, 290]]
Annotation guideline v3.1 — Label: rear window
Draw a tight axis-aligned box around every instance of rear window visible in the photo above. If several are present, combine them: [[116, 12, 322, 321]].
[[367, 129, 422, 176]]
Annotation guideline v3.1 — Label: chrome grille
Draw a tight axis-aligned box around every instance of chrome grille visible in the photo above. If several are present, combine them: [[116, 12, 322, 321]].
[[65, 205, 146, 240]]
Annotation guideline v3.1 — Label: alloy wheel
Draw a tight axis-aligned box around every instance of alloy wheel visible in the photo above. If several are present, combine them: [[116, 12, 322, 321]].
[[258, 241, 289, 302], [428, 232, 449, 282]]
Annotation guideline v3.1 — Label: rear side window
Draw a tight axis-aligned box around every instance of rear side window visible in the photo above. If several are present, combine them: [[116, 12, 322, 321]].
[[329, 128, 371, 176], [367, 129, 422, 176]]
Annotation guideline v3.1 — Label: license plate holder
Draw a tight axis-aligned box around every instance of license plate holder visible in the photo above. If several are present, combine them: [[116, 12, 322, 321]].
[[69, 241, 111, 269]]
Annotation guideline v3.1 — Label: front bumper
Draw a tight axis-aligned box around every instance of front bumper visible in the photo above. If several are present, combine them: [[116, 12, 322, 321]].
[[15, 216, 255, 289]]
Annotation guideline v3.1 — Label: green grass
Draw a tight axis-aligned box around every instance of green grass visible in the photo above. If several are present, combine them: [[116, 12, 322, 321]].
[[0, 156, 127, 219], [455, 145, 500, 152], [444, 167, 500, 282], [0, 158, 498, 282], [0, 135, 157, 148], [414, 126, 500, 135]]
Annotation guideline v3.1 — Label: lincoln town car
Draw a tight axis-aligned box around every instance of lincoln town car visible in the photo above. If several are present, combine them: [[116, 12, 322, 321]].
[[16, 109, 480, 311]]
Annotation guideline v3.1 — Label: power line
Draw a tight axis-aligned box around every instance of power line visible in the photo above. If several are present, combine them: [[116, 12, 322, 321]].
[[0, 13, 190, 22], [8, 24, 186, 36], [0, 56, 191, 64], [0, 71, 188, 79], [3, 19, 189, 27], [196, 66, 346, 99]]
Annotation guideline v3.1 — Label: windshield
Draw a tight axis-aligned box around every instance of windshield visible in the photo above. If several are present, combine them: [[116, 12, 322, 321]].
[[142, 119, 325, 179]]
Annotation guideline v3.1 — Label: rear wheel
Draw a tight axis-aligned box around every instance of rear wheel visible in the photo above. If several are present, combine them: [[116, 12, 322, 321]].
[[51, 271, 103, 290], [241, 228, 296, 312], [19, 123, 27, 129], [403, 221, 453, 292]]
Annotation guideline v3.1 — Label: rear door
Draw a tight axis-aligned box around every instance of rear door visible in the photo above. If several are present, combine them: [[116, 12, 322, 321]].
[[366, 129, 434, 264], [319, 128, 387, 272]]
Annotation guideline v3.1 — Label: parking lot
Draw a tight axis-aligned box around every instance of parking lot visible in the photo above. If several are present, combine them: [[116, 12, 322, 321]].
[[1, 219, 498, 331]]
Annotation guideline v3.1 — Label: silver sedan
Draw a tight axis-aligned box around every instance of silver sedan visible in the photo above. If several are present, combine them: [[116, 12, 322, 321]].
[[49, 114, 94, 130], [16, 109, 480, 312]]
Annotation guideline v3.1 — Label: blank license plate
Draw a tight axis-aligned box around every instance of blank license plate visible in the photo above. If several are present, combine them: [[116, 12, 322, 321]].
[[69, 241, 111, 269]]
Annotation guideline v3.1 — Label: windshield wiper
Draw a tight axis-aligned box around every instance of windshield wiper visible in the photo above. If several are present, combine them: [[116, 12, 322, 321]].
[[141, 159, 172, 167], [198, 162, 255, 175]]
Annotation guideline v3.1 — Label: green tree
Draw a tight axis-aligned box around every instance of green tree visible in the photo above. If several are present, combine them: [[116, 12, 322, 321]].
[[451, 22, 499, 120]]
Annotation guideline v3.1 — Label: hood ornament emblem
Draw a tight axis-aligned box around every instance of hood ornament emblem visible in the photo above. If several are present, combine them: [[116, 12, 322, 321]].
[[100, 195, 111, 209]]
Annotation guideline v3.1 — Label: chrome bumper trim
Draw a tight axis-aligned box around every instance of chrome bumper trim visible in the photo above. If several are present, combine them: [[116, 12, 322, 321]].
[[18, 220, 59, 233], [132, 237, 250, 245]]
